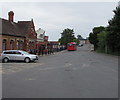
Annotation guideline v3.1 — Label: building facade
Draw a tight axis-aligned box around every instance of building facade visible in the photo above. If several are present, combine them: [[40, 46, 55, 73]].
[[0, 11, 37, 54], [36, 28, 49, 55], [36, 28, 45, 42]]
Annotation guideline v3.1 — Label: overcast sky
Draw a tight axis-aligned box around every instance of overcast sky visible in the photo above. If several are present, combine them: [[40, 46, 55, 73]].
[[0, 2, 118, 41]]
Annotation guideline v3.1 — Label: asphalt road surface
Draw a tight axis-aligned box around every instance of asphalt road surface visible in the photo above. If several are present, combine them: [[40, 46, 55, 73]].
[[2, 44, 118, 98]]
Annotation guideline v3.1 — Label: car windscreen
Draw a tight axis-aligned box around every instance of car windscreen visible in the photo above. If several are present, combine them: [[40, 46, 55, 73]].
[[21, 51, 29, 55], [68, 44, 73, 46]]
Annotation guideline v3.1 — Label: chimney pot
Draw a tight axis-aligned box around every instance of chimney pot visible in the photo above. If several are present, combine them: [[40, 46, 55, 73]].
[[8, 11, 14, 22]]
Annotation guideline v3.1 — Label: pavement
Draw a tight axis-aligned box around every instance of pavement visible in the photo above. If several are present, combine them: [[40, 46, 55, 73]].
[[1, 44, 118, 98]]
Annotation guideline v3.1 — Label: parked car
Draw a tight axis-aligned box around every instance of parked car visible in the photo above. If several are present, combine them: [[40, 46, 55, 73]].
[[1, 50, 38, 63], [78, 43, 83, 47]]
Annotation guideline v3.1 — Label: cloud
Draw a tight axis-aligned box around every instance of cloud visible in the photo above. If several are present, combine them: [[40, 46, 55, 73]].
[[0, 2, 118, 40]]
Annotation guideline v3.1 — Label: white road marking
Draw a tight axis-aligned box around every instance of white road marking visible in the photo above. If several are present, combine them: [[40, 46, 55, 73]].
[[25, 78, 36, 81], [37, 63, 73, 71], [64, 63, 72, 67], [81, 63, 90, 68]]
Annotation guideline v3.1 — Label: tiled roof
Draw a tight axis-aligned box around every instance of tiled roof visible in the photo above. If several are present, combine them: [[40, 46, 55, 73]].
[[17, 21, 32, 35], [0, 18, 32, 37]]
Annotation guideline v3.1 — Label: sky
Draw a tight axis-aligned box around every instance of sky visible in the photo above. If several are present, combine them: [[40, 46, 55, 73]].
[[0, 2, 119, 41]]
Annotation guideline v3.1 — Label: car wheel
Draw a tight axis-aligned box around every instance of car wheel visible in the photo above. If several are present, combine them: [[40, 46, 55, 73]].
[[3, 57, 9, 63], [24, 57, 30, 63]]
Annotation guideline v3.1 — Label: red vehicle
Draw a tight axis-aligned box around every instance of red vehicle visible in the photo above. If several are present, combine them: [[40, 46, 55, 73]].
[[67, 42, 77, 51]]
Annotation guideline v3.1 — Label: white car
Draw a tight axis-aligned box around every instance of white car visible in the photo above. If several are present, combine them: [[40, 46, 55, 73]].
[[1, 50, 38, 63]]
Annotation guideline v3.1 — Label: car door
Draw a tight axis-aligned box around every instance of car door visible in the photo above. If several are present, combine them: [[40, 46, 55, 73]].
[[15, 51, 24, 61], [8, 51, 21, 61], [7, 51, 16, 60]]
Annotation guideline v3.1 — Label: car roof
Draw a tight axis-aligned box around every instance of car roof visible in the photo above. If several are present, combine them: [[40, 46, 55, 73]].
[[3, 50, 23, 52]]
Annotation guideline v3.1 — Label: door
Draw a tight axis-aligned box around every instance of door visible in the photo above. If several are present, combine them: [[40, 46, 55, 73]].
[[14, 51, 24, 61]]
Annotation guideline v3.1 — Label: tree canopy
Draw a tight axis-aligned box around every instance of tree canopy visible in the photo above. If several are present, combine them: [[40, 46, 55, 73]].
[[58, 28, 76, 45], [88, 6, 120, 55], [89, 26, 105, 50], [106, 7, 120, 53]]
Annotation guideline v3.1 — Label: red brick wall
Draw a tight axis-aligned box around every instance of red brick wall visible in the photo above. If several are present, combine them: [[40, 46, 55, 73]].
[[25, 21, 37, 51], [1, 35, 25, 51]]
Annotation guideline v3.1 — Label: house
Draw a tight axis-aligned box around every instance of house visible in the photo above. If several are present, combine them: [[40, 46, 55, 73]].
[[79, 39, 86, 44], [77, 35, 86, 44], [36, 28, 49, 55], [36, 28, 45, 42], [85, 37, 90, 44], [0, 11, 37, 54]]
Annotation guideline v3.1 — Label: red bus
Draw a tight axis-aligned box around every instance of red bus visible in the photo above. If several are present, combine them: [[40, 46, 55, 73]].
[[67, 42, 77, 51]]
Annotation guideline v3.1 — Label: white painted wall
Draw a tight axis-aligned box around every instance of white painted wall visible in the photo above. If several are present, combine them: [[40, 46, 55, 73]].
[[36, 28, 45, 42]]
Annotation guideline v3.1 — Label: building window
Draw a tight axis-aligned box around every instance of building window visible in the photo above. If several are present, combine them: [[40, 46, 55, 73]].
[[2, 39, 7, 51], [10, 40, 14, 50], [16, 40, 19, 50], [19, 41, 23, 50]]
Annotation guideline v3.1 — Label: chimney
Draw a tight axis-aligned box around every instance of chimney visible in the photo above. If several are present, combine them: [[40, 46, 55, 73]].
[[8, 11, 14, 22]]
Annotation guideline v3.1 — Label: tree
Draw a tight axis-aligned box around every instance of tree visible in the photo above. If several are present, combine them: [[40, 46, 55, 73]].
[[106, 7, 120, 53], [97, 31, 107, 52], [77, 35, 84, 40], [58, 28, 76, 46], [73, 38, 79, 44], [89, 26, 105, 50]]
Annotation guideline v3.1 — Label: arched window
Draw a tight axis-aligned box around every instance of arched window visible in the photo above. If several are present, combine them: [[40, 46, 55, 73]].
[[2, 39, 7, 51], [10, 40, 14, 50], [16, 40, 20, 50]]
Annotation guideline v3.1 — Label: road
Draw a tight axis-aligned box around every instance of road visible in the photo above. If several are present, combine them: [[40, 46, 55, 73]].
[[2, 44, 118, 98]]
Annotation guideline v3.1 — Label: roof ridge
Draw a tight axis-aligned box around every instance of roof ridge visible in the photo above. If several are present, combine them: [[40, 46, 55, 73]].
[[0, 18, 17, 24]]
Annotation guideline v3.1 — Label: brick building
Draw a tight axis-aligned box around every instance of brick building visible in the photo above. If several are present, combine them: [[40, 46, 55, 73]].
[[36, 28, 49, 55], [0, 11, 37, 53]]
